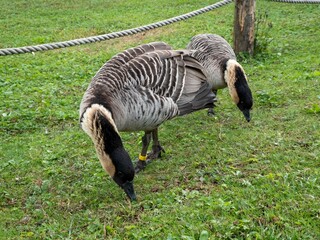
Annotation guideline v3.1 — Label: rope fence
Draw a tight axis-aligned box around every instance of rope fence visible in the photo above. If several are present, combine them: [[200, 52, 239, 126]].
[[1, 0, 319, 57], [0, 0, 232, 56], [271, 0, 320, 3]]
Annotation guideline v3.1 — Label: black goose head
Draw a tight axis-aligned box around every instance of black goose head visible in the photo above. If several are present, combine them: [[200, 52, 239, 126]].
[[81, 104, 136, 201], [110, 148, 136, 201], [224, 60, 253, 122]]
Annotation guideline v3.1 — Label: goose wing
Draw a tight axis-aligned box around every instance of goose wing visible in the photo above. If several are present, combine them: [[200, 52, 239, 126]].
[[81, 46, 216, 131], [186, 34, 237, 89], [80, 42, 173, 119], [187, 34, 236, 60], [107, 42, 173, 68], [175, 55, 216, 115], [116, 50, 216, 126]]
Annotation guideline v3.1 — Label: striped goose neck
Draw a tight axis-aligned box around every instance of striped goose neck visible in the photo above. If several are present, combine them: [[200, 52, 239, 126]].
[[81, 104, 121, 177], [224, 59, 247, 105]]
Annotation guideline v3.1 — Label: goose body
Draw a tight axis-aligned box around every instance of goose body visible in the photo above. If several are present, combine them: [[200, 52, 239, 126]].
[[187, 34, 253, 121], [80, 42, 216, 200]]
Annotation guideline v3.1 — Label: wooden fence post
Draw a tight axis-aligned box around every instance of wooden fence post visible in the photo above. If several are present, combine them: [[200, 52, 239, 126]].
[[233, 0, 256, 55]]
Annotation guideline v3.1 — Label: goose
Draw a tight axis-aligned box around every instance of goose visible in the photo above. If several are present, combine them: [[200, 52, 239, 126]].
[[79, 42, 216, 201], [187, 34, 253, 121]]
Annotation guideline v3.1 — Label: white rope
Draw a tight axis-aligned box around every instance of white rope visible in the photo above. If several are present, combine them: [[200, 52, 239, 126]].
[[0, 0, 232, 56], [271, 0, 320, 3]]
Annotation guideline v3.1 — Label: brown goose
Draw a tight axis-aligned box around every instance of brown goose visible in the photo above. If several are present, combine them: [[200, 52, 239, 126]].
[[79, 42, 216, 201], [187, 34, 253, 121]]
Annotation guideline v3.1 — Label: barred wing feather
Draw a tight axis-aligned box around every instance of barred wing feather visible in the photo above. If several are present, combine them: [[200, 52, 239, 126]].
[[109, 42, 173, 68], [80, 44, 216, 131], [187, 34, 236, 89]]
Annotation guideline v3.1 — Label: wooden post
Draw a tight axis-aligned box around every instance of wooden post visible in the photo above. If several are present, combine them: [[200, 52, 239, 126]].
[[233, 0, 256, 55]]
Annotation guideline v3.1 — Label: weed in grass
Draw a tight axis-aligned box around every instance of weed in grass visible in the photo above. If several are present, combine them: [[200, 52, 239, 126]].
[[254, 11, 273, 57]]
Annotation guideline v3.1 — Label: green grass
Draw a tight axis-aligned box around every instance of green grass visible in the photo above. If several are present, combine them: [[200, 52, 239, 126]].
[[1, 0, 320, 239]]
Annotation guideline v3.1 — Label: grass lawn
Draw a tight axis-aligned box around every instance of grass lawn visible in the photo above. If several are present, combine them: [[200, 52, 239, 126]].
[[0, 0, 319, 239]]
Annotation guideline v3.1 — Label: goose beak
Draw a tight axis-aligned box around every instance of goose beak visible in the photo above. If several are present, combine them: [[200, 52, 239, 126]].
[[122, 181, 137, 201], [242, 109, 251, 122]]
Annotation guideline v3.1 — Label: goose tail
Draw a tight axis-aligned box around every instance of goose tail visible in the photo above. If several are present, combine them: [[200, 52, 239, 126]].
[[177, 55, 217, 116]]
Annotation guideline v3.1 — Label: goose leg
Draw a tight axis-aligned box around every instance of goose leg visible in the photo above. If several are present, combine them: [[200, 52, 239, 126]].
[[135, 131, 152, 173], [135, 129, 165, 173], [207, 90, 218, 116], [148, 128, 165, 160], [207, 108, 215, 116]]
